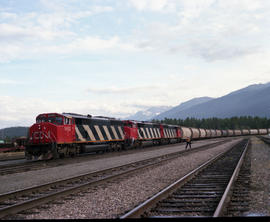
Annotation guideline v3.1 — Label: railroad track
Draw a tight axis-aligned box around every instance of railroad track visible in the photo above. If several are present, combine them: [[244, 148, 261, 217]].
[[257, 135, 270, 145], [0, 138, 234, 219], [0, 139, 231, 176], [120, 139, 250, 218]]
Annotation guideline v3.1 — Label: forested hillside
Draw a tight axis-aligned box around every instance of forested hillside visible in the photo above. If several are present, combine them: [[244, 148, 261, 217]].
[[0, 127, 29, 141], [152, 116, 270, 130]]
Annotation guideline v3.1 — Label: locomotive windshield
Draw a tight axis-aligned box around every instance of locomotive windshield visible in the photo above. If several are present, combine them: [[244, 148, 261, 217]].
[[36, 114, 63, 125], [48, 115, 63, 125]]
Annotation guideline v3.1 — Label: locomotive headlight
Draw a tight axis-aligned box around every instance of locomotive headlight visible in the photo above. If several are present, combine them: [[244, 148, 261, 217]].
[[30, 137, 32, 140], [38, 125, 41, 130]]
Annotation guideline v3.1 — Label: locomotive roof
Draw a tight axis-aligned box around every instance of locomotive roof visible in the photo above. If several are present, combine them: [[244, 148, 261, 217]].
[[62, 113, 120, 121]]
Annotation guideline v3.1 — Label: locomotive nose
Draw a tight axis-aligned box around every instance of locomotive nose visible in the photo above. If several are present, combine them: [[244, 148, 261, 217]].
[[30, 123, 52, 144]]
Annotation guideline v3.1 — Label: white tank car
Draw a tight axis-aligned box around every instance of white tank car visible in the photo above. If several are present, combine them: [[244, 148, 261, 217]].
[[258, 129, 267, 134], [199, 128, 206, 138], [234, 130, 242, 136], [180, 126, 192, 139], [227, 130, 234, 136], [241, 129, 249, 135], [205, 129, 211, 138], [249, 129, 258, 135], [216, 130, 222, 137], [222, 130, 228, 136], [190, 128, 200, 139], [210, 129, 217, 137]]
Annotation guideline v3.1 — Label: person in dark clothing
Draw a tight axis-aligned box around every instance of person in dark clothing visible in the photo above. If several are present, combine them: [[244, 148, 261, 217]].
[[185, 137, 192, 149]]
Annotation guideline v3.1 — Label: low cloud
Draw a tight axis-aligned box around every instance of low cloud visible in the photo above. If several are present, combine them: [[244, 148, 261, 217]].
[[0, 93, 174, 128], [186, 41, 261, 62], [86, 85, 159, 94], [0, 79, 24, 85]]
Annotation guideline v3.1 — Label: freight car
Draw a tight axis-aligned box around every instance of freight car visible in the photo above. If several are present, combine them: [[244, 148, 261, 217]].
[[25, 112, 269, 160], [0, 137, 26, 153]]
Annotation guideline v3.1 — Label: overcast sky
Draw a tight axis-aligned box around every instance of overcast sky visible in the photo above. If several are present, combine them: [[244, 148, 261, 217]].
[[1, 0, 270, 128]]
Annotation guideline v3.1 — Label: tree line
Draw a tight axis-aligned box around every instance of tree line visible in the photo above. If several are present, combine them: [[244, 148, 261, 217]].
[[152, 116, 270, 130]]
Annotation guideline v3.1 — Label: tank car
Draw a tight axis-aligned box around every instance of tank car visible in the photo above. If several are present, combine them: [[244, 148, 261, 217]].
[[190, 127, 200, 140], [227, 130, 234, 136], [241, 129, 250, 135], [198, 128, 206, 139], [221, 130, 228, 137], [258, 129, 268, 135], [205, 129, 211, 138], [210, 129, 217, 137], [180, 126, 192, 141], [249, 129, 259, 135], [216, 130, 222, 137], [234, 129, 242, 136]]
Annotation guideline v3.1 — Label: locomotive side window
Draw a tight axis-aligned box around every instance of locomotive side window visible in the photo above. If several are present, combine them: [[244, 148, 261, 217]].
[[64, 118, 70, 125]]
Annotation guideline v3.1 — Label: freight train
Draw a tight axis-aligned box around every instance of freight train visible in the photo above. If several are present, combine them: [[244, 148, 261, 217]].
[[25, 112, 270, 160]]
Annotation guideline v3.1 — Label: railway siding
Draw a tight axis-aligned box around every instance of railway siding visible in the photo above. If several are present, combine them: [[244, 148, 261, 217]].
[[12, 138, 241, 219], [0, 138, 233, 195]]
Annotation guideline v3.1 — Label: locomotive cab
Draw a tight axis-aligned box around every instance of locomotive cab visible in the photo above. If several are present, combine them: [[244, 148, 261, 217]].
[[123, 120, 138, 146], [26, 113, 76, 160]]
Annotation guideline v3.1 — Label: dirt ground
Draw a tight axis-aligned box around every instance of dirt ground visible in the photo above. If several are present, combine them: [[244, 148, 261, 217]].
[[0, 151, 25, 161], [244, 136, 270, 216]]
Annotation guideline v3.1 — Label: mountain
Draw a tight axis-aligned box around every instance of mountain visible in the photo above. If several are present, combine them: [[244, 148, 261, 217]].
[[0, 127, 29, 140], [155, 82, 270, 120], [127, 106, 172, 121], [155, 97, 214, 120]]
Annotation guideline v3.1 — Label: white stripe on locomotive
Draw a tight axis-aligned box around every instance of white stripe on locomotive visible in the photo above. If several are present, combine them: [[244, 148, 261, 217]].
[[141, 128, 147, 139], [103, 125, 112, 140], [137, 128, 142, 139], [150, 128, 155, 138], [169, 129, 173, 138], [94, 125, 104, 141], [168, 129, 171, 138], [156, 128, 160, 137], [75, 126, 86, 141], [152, 128, 157, 138], [146, 128, 151, 138], [110, 126, 119, 140], [118, 126, 124, 139], [82, 124, 96, 141], [165, 129, 169, 138]]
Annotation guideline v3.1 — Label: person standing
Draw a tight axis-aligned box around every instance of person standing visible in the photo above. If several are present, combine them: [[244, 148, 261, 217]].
[[185, 137, 192, 149]]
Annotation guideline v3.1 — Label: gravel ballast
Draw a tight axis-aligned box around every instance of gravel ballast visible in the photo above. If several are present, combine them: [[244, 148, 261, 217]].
[[0, 138, 229, 195], [18, 138, 242, 219], [244, 137, 270, 216]]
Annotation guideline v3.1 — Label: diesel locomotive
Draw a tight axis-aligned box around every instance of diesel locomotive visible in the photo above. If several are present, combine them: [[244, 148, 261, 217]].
[[25, 112, 270, 160]]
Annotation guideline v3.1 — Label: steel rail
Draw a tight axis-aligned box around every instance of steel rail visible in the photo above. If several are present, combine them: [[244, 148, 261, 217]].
[[257, 135, 270, 145], [213, 139, 249, 217], [0, 139, 234, 218], [120, 139, 248, 218], [0, 139, 230, 202], [0, 139, 230, 176]]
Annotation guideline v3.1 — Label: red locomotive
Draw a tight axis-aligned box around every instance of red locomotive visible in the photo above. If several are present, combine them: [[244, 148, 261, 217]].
[[26, 113, 182, 160], [25, 112, 270, 160]]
